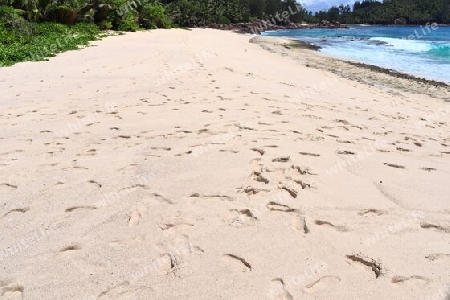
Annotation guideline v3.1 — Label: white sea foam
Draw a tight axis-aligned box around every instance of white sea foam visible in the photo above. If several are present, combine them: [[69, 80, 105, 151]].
[[262, 27, 450, 83], [369, 37, 433, 52]]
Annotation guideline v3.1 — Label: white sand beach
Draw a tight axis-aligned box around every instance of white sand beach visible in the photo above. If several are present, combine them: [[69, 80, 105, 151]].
[[0, 28, 449, 300]]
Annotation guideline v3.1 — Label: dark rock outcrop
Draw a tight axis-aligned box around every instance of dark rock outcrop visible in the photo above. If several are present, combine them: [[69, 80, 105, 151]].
[[206, 21, 348, 34]]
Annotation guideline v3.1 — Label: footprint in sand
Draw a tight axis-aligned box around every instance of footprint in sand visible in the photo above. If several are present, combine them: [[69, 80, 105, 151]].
[[3, 207, 29, 218], [238, 186, 270, 196], [221, 254, 252, 272], [272, 156, 290, 163], [60, 244, 81, 253], [293, 180, 312, 190], [97, 281, 140, 299], [250, 148, 265, 156], [422, 167, 437, 172], [346, 254, 383, 279], [251, 171, 270, 184], [358, 209, 387, 217], [151, 146, 171, 151], [189, 193, 233, 202], [391, 275, 430, 285], [266, 201, 296, 213], [337, 140, 354, 144], [226, 209, 258, 228], [128, 209, 141, 227], [174, 150, 193, 157], [268, 278, 293, 300], [0, 183, 18, 191], [304, 275, 340, 294], [289, 165, 316, 176], [425, 253, 450, 261], [280, 186, 298, 198], [87, 180, 102, 188], [314, 220, 347, 232], [337, 150, 355, 155], [117, 135, 131, 139], [118, 182, 149, 193], [150, 193, 174, 205], [78, 149, 96, 157], [293, 214, 309, 234], [219, 149, 240, 154], [420, 221, 450, 233], [156, 253, 177, 274], [158, 220, 194, 232], [0, 279, 24, 300], [396, 147, 411, 152], [384, 163, 405, 169], [299, 152, 320, 157]]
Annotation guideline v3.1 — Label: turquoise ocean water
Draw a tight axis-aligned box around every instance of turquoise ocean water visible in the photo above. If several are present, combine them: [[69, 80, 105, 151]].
[[262, 25, 450, 83]]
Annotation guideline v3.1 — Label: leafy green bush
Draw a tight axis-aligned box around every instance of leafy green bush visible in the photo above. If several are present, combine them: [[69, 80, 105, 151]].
[[166, 0, 205, 27], [219, 16, 230, 24], [98, 20, 113, 29], [0, 22, 99, 66], [0, 5, 36, 35], [139, 2, 170, 29], [117, 11, 139, 31], [100, 0, 139, 30], [0, 5, 23, 21]]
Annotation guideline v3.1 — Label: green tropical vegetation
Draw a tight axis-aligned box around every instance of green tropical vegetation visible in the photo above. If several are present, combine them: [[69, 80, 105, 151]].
[[0, 6, 101, 65], [314, 0, 450, 25], [0, 0, 308, 32]]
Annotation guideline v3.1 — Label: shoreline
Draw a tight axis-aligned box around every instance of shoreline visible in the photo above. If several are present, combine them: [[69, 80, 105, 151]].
[[250, 36, 450, 100], [291, 37, 449, 88], [210, 22, 450, 35]]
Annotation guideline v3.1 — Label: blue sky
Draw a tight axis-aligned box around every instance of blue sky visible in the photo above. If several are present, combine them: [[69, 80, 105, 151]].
[[300, 0, 358, 12]]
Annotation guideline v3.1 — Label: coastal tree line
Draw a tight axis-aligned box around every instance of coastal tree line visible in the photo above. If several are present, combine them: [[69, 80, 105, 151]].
[[2, 0, 447, 33], [315, 0, 450, 25], [0, 0, 310, 31]]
